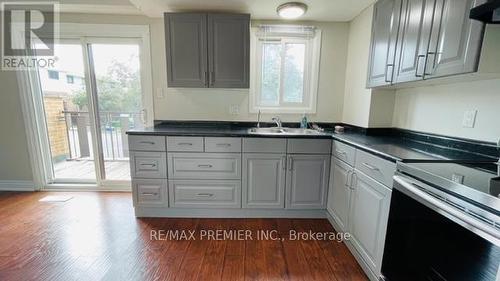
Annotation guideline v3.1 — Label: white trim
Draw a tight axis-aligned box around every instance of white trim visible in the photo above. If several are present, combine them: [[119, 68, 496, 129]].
[[249, 27, 322, 114], [0, 181, 35, 191], [59, 4, 143, 16], [43, 183, 131, 192], [135, 207, 327, 218]]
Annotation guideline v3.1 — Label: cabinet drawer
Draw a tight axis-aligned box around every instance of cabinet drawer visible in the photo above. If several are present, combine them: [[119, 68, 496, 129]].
[[287, 139, 331, 154], [167, 137, 204, 152], [332, 140, 356, 166], [205, 137, 241, 153], [130, 151, 167, 179], [168, 153, 241, 179], [355, 150, 396, 187], [128, 135, 166, 151], [242, 138, 287, 153], [133, 179, 168, 207], [169, 180, 241, 208]]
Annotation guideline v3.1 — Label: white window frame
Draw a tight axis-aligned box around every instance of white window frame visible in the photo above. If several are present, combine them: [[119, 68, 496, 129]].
[[250, 26, 322, 114]]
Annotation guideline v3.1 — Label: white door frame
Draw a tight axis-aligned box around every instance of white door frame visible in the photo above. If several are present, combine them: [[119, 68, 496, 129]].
[[16, 23, 154, 191]]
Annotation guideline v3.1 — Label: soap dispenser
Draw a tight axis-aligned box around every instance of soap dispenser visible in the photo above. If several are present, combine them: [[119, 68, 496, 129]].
[[300, 114, 308, 129]]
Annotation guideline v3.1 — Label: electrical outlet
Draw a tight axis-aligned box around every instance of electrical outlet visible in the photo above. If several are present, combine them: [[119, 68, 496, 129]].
[[462, 110, 477, 128], [229, 104, 240, 115]]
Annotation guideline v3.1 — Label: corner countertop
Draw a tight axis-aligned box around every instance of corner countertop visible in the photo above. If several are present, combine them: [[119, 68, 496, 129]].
[[127, 124, 496, 163]]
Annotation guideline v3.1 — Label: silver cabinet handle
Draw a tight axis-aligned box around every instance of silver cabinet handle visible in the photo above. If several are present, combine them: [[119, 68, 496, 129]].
[[198, 164, 213, 168], [141, 192, 158, 196], [210, 71, 215, 86], [140, 163, 157, 167], [384, 64, 394, 83], [196, 193, 214, 197], [415, 54, 427, 77], [204, 71, 208, 86], [425, 51, 438, 76], [178, 142, 193, 146], [139, 141, 155, 145], [288, 157, 293, 171], [282, 156, 286, 170], [345, 170, 352, 187], [216, 143, 231, 147], [362, 162, 380, 171], [350, 172, 357, 190], [335, 149, 346, 155]]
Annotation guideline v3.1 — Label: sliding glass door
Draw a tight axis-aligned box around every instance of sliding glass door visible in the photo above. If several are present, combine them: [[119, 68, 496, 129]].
[[35, 38, 149, 186]]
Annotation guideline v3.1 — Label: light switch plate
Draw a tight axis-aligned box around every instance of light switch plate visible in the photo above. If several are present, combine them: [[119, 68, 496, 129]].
[[462, 110, 477, 128]]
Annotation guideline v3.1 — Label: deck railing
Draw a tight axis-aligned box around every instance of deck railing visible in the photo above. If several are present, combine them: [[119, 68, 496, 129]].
[[62, 110, 142, 161]]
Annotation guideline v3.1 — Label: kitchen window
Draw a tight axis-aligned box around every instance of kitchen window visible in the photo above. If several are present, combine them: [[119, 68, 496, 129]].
[[251, 25, 321, 113]]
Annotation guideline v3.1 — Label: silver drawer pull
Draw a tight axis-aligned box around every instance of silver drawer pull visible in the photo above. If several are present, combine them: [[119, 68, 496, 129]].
[[362, 162, 380, 171], [140, 163, 157, 167], [196, 193, 214, 197], [216, 143, 231, 147], [335, 149, 347, 155], [198, 164, 213, 168], [178, 142, 193, 146], [139, 141, 155, 145], [141, 192, 158, 196]]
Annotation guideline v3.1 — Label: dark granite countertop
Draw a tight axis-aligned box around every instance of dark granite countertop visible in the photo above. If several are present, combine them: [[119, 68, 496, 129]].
[[127, 123, 498, 163]]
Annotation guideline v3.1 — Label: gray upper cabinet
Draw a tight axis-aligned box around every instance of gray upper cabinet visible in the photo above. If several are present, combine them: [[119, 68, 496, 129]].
[[424, 0, 486, 79], [368, 0, 485, 87], [367, 0, 403, 87], [165, 12, 250, 88], [208, 14, 250, 88], [165, 13, 208, 88], [393, 0, 435, 83]]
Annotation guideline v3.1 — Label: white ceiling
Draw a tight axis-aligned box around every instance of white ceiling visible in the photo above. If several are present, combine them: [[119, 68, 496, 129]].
[[57, 0, 375, 22]]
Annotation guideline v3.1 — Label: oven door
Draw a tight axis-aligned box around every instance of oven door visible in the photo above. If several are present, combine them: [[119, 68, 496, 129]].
[[381, 174, 500, 281]]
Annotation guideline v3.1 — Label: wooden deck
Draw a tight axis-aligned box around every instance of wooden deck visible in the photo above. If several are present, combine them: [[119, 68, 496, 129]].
[[53, 159, 130, 180], [0, 191, 367, 281]]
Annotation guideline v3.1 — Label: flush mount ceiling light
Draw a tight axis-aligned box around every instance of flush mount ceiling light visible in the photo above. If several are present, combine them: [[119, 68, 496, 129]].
[[277, 2, 308, 19]]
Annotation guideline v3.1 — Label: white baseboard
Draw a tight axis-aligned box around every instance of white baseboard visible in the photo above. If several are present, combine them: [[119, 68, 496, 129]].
[[0, 180, 35, 191]]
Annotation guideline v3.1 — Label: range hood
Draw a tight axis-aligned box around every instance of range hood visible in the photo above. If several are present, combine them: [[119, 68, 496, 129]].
[[470, 0, 500, 23]]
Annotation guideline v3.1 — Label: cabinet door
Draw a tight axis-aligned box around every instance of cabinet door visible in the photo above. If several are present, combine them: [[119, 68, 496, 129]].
[[367, 0, 403, 87], [165, 13, 208, 87], [243, 154, 286, 208], [286, 155, 330, 209], [327, 157, 353, 231], [208, 14, 250, 88], [393, 0, 435, 83], [424, 0, 485, 78], [349, 171, 392, 275]]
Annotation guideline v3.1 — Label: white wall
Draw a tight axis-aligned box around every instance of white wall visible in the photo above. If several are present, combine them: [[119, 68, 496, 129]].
[[392, 78, 500, 143], [342, 5, 395, 128]]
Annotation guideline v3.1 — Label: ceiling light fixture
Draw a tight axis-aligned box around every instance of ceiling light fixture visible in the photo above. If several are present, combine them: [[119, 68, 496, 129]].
[[277, 2, 308, 19]]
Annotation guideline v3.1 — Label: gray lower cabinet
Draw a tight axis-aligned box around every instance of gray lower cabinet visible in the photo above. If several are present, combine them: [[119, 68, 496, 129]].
[[165, 13, 208, 87], [367, 0, 402, 87], [286, 155, 330, 209], [242, 153, 286, 208], [349, 170, 392, 275], [169, 179, 241, 208], [130, 151, 167, 179], [208, 14, 250, 88], [133, 178, 168, 207], [168, 153, 241, 180], [327, 157, 353, 231]]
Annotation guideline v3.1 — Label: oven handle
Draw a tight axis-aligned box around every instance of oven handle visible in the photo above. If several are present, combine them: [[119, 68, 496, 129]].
[[393, 176, 500, 241]]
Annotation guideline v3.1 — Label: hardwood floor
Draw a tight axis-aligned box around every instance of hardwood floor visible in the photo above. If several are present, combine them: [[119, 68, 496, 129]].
[[0, 191, 367, 281]]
